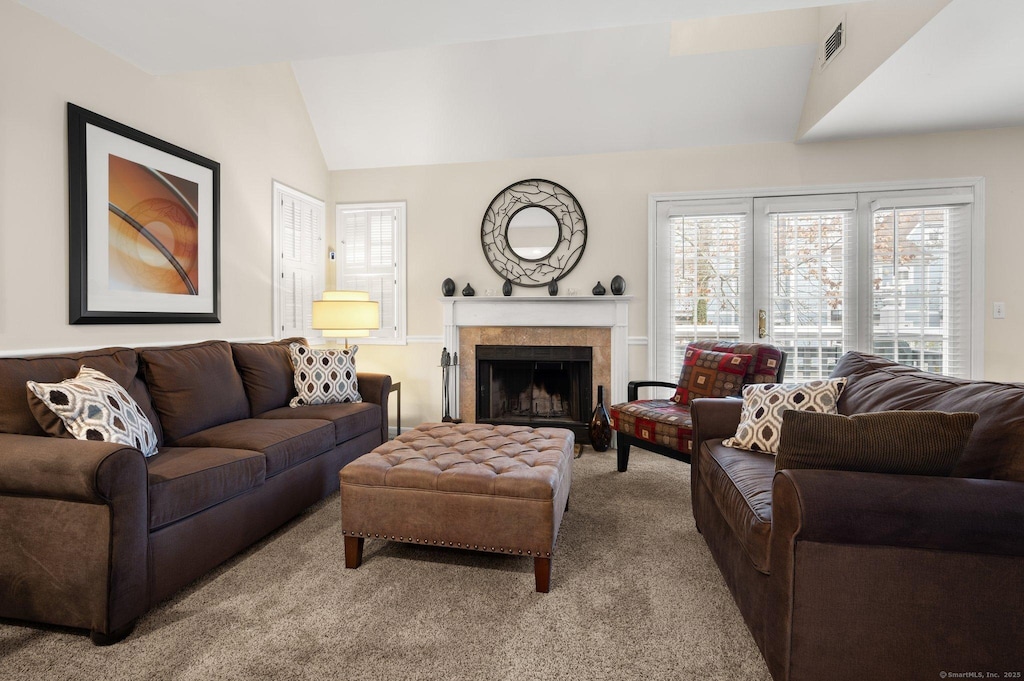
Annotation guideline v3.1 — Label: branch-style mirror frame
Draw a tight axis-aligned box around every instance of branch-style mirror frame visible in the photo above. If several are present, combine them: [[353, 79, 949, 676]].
[[480, 178, 587, 287]]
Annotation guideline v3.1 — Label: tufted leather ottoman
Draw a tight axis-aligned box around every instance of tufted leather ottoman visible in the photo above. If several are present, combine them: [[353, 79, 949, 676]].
[[339, 423, 574, 592]]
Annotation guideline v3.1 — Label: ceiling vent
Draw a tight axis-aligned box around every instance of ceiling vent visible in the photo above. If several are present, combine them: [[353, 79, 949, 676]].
[[820, 16, 846, 70]]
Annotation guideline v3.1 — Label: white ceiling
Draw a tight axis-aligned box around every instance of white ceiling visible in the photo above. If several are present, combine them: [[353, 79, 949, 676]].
[[18, 0, 842, 73], [18, 0, 1024, 169], [293, 24, 818, 169], [802, 0, 1024, 142]]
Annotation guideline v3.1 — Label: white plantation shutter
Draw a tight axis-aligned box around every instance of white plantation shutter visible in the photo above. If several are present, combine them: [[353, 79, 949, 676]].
[[653, 198, 752, 381], [276, 186, 324, 339], [337, 202, 406, 343], [865, 189, 974, 378]]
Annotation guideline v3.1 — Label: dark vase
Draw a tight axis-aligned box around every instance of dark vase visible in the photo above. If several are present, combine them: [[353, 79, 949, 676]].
[[547, 280, 558, 296], [589, 385, 612, 452], [610, 275, 626, 295], [462, 282, 475, 297], [502, 279, 512, 296], [442, 278, 456, 297], [592, 281, 606, 296]]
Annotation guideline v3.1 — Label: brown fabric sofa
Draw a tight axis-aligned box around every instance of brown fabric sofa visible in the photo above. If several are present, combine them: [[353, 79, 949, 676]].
[[0, 339, 390, 644], [690, 351, 1024, 680]]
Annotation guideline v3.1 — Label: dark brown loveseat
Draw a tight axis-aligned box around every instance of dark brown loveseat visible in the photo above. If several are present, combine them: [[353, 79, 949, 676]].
[[0, 339, 390, 644], [691, 351, 1024, 681]]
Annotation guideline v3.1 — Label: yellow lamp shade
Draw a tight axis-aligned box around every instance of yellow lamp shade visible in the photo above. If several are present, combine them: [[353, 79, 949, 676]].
[[322, 290, 370, 302], [312, 293, 380, 335]]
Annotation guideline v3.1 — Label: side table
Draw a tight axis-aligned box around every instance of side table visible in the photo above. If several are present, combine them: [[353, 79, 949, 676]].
[[389, 382, 401, 438]]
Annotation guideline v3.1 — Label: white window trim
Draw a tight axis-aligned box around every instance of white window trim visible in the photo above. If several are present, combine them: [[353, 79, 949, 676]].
[[272, 180, 325, 341], [648, 177, 985, 379], [335, 201, 408, 345]]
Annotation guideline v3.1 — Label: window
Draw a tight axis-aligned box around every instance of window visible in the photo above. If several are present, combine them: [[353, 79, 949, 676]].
[[336, 202, 406, 343], [273, 182, 324, 340], [650, 182, 981, 382]]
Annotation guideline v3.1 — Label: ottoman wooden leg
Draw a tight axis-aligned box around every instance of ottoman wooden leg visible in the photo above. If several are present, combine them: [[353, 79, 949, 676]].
[[534, 557, 551, 593], [344, 536, 364, 569]]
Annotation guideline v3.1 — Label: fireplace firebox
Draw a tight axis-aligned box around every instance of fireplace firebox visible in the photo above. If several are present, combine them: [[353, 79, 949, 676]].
[[476, 345, 592, 443]]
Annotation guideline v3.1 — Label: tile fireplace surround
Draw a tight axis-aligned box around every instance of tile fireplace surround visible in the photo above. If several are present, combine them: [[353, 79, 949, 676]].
[[442, 296, 631, 424]]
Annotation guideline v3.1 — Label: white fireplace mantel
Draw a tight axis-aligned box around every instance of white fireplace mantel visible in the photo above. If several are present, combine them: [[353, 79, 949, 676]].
[[442, 296, 632, 414]]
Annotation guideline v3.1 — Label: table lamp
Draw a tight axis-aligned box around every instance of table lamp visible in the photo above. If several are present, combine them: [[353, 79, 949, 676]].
[[312, 290, 380, 348]]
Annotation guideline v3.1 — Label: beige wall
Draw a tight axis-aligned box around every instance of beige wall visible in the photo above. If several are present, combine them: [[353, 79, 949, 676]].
[[0, 1, 327, 354], [333, 126, 1024, 425]]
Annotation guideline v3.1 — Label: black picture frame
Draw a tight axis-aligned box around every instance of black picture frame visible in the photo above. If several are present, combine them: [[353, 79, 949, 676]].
[[68, 103, 220, 324]]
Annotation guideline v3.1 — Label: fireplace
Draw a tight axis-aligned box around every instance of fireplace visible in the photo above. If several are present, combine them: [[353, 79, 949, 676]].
[[476, 345, 592, 442]]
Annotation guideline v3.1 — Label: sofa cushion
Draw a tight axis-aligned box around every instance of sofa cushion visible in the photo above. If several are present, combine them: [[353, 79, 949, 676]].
[[688, 340, 785, 385], [610, 399, 693, 454], [724, 378, 847, 454], [258, 402, 380, 445], [0, 347, 162, 443], [27, 366, 159, 457], [672, 347, 751, 405], [231, 338, 305, 416], [147, 446, 266, 530], [175, 418, 334, 477], [777, 409, 979, 476], [139, 341, 250, 444], [832, 351, 1024, 481], [698, 440, 776, 574]]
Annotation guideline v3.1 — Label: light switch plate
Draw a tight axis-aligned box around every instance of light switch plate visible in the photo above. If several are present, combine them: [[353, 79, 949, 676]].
[[994, 302, 1006, 319]]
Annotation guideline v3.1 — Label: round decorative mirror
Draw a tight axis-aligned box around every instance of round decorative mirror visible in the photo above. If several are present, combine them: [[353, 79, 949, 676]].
[[481, 179, 587, 287], [507, 206, 559, 260]]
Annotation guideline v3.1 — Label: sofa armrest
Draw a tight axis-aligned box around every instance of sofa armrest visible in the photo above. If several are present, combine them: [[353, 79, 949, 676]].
[[765, 468, 1024, 678], [357, 373, 392, 442], [772, 469, 1024, 556], [0, 433, 148, 638], [0, 433, 144, 503], [357, 372, 392, 406], [690, 398, 743, 444]]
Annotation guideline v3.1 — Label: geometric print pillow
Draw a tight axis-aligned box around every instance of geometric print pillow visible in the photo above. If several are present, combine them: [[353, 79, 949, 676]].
[[288, 343, 362, 407], [723, 378, 848, 454], [25, 366, 159, 457], [671, 347, 753, 405]]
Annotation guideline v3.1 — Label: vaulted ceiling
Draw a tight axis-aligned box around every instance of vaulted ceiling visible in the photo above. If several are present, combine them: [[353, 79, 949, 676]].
[[19, 0, 1024, 169]]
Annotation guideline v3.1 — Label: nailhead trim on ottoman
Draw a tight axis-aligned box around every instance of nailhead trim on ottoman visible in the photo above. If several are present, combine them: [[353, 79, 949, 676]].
[[339, 423, 574, 592]]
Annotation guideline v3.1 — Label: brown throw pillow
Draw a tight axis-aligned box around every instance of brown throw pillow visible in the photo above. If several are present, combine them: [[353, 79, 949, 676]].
[[776, 410, 979, 476]]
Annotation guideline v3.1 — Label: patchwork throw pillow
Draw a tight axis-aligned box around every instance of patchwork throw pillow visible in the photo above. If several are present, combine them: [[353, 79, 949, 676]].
[[776, 409, 979, 476], [289, 343, 362, 407], [723, 378, 847, 454], [672, 347, 752, 405], [26, 366, 159, 457]]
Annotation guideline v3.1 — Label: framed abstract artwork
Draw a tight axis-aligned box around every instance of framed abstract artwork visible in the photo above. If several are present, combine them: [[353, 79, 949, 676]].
[[67, 103, 220, 324]]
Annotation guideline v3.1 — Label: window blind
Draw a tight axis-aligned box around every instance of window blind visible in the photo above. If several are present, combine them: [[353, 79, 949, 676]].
[[756, 195, 857, 381], [338, 205, 401, 341], [867, 189, 973, 378], [655, 198, 751, 381]]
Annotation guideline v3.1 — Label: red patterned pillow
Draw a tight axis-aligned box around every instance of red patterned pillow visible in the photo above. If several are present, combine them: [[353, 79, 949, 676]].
[[672, 347, 752, 405]]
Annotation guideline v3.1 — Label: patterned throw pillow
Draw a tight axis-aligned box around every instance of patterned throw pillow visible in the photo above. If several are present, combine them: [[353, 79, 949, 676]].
[[672, 347, 753, 405], [289, 343, 362, 407], [723, 378, 848, 454], [26, 366, 159, 457]]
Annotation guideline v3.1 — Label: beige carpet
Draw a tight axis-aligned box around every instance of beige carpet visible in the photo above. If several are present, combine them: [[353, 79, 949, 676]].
[[0, 449, 771, 681]]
